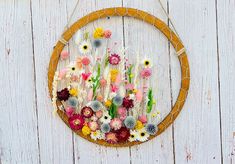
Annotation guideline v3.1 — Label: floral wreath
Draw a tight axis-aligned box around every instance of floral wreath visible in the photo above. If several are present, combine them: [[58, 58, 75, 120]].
[[48, 8, 190, 147]]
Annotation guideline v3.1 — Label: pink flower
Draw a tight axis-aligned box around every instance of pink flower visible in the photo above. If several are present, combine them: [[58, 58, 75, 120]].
[[138, 115, 147, 124], [136, 90, 143, 102], [58, 68, 67, 80], [88, 121, 99, 131], [110, 118, 122, 130], [100, 78, 107, 87], [68, 114, 85, 130], [96, 110, 103, 118], [104, 30, 112, 38], [140, 68, 152, 78], [60, 51, 69, 60], [118, 107, 127, 120], [105, 132, 118, 144], [125, 83, 134, 90], [81, 57, 90, 66], [82, 72, 91, 81], [118, 107, 126, 115], [81, 106, 93, 118], [111, 84, 119, 92], [109, 54, 121, 65], [65, 107, 75, 117]]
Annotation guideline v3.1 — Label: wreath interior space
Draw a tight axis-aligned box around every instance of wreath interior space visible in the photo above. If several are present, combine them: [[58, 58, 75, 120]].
[[48, 7, 190, 147]]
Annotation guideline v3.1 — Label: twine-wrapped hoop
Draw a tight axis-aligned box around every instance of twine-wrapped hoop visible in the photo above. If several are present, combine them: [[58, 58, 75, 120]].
[[48, 7, 190, 147]]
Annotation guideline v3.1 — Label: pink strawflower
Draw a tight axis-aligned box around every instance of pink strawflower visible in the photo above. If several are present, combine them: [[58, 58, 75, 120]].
[[68, 114, 85, 130], [81, 106, 93, 118], [118, 107, 127, 120], [105, 132, 118, 144], [104, 30, 112, 38], [81, 57, 90, 66], [60, 51, 69, 60], [109, 54, 121, 65], [88, 121, 99, 131], [82, 72, 91, 81], [138, 115, 147, 124], [110, 118, 122, 130], [140, 68, 152, 78], [65, 107, 75, 117], [96, 110, 103, 118]]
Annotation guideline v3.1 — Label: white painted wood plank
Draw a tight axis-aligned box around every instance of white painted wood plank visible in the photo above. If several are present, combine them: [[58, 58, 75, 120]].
[[65, 1, 131, 163], [169, 0, 222, 163], [0, 0, 40, 163], [30, 0, 74, 163], [123, 0, 174, 163], [217, 0, 235, 163]]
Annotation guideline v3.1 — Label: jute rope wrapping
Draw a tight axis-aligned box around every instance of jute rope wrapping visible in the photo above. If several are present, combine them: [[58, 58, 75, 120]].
[[48, 7, 190, 147]]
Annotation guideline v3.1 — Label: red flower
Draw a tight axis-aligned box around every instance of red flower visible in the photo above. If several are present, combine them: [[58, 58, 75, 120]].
[[109, 54, 121, 65], [122, 97, 134, 109], [105, 132, 118, 144], [68, 114, 85, 130], [57, 88, 70, 101], [116, 127, 130, 142], [81, 106, 93, 118], [82, 73, 91, 81]]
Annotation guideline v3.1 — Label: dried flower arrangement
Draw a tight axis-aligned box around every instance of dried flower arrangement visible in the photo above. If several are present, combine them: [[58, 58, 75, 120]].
[[52, 27, 162, 144], [48, 7, 190, 147]]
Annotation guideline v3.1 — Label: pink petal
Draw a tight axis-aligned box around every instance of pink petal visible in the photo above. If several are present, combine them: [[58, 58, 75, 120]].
[[87, 89, 93, 101]]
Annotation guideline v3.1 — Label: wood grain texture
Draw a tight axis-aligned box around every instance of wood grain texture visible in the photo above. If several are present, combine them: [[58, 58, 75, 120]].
[[169, 0, 222, 163], [30, 0, 74, 163], [0, 0, 234, 163], [0, 0, 40, 164], [217, 0, 235, 163]]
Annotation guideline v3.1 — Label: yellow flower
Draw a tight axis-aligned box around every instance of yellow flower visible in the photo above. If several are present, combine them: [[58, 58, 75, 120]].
[[82, 125, 91, 136], [135, 120, 144, 130], [110, 69, 119, 82], [93, 27, 104, 39], [69, 88, 78, 97], [105, 100, 112, 107], [133, 89, 138, 93]]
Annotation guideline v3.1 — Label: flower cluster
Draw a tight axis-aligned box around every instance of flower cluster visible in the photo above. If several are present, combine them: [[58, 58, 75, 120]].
[[52, 27, 162, 144]]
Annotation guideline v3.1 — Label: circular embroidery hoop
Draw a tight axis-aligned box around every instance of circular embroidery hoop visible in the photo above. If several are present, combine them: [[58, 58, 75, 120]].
[[48, 7, 190, 147]]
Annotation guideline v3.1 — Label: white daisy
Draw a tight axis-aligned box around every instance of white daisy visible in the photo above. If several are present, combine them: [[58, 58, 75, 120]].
[[66, 62, 80, 78], [99, 111, 112, 124], [136, 128, 150, 142], [143, 58, 152, 68], [79, 40, 92, 54], [90, 130, 103, 140], [128, 130, 138, 142]]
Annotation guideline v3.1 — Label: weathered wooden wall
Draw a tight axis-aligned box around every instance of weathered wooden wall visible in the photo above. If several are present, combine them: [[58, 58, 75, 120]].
[[0, 0, 234, 163]]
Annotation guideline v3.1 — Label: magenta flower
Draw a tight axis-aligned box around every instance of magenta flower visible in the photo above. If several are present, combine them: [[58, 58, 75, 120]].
[[109, 54, 121, 65], [68, 114, 85, 130]]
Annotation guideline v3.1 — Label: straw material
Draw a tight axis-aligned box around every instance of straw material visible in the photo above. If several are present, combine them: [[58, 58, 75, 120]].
[[48, 7, 190, 147]]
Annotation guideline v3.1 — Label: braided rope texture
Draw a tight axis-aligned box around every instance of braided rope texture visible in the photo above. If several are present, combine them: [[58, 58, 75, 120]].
[[48, 7, 190, 147]]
